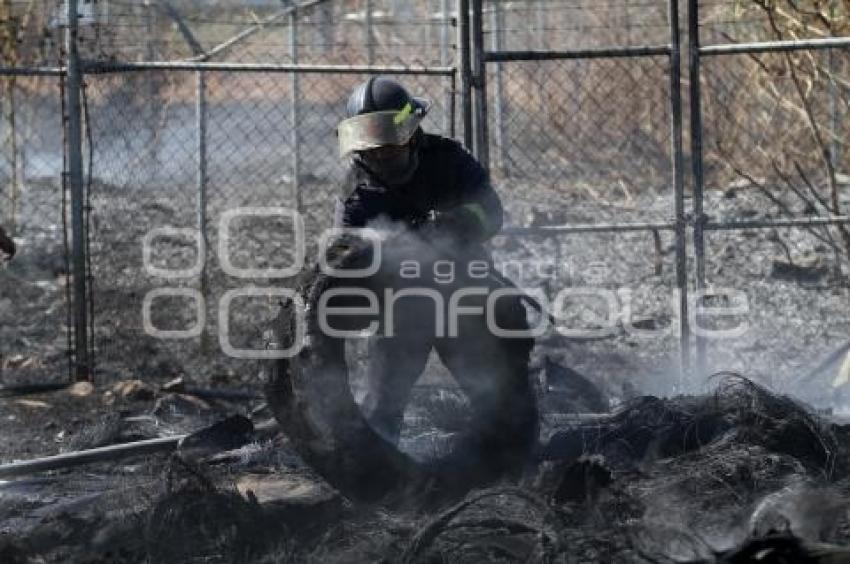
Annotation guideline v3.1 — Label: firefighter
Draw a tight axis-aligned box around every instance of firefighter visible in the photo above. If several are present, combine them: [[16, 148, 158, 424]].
[[334, 76, 538, 476], [0, 226, 14, 262]]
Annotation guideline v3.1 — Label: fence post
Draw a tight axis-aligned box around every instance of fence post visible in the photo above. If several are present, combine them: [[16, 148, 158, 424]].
[[290, 7, 301, 213], [422, 1, 431, 54], [365, 0, 374, 65], [458, 0, 472, 150], [688, 0, 707, 380], [669, 0, 690, 388], [66, 0, 90, 381], [439, 0, 450, 135], [490, 1, 507, 174], [144, 0, 158, 175], [1, 0, 19, 234], [829, 48, 840, 171], [470, 0, 488, 170], [533, 0, 547, 121], [318, 1, 333, 56], [196, 70, 209, 352], [1, 85, 17, 236]]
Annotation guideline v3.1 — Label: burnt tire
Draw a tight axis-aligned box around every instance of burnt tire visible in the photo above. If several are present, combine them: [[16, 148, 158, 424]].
[[264, 234, 536, 503], [265, 236, 422, 502]]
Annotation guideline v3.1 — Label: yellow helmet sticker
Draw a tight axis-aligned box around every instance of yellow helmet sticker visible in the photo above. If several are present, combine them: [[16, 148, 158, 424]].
[[393, 102, 414, 125]]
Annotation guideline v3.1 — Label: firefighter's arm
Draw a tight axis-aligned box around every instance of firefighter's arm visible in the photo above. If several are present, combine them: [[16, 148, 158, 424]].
[[340, 179, 389, 229], [435, 187, 503, 242], [435, 148, 503, 242]]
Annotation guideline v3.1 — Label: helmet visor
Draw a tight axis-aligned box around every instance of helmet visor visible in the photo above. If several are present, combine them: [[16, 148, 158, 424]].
[[337, 101, 428, 157]]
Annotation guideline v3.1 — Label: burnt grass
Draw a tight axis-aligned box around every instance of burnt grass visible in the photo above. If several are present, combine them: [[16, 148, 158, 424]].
[[3, 374, 850, 562]]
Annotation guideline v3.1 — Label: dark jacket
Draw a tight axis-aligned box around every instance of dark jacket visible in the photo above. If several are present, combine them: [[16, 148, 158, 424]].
[[339, 132, 503, 242], [0, 226, 14, 260]]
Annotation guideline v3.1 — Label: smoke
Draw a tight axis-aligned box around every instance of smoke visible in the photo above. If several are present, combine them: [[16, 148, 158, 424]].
[[749, 483, 847, 542]]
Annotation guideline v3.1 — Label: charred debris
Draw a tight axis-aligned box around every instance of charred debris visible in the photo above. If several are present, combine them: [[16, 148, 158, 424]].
[[3, 372, 850, 562]]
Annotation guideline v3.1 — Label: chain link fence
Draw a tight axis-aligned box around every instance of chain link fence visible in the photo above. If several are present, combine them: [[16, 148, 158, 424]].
[[84, 66, 454, 381], [1, 1, 69, 386], [695, 0, 850, 404], [1, 0, 849, 411], [81, 0, 455, 65], [486, 56, 673, 219], [479, 0, 687, 397], [0, 71, 71, 386]]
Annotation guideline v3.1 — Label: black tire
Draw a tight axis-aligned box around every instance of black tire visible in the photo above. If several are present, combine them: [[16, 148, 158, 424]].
[[265, 235, 420, 502], [265, 233, 536, 503]]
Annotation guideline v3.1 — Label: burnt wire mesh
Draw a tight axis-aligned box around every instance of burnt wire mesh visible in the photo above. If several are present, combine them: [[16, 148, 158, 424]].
[[0, 75, 70, 386]]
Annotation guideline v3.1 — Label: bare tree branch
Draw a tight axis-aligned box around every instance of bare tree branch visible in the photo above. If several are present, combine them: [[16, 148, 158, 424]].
[[754, 1, 850, 255]]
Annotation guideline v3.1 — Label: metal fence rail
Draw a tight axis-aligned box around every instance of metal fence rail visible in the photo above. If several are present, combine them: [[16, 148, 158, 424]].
[[700, 36, 850, 56], [484, 45, 673, 60], [82, 61, 456, 75]]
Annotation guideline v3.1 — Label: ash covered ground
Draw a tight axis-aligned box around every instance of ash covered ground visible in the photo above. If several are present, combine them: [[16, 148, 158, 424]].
[[4, 374, 850, 562], [1, 174, 850, 562]]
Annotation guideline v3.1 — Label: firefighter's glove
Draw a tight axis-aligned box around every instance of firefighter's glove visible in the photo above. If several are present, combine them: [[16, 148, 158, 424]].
[[433, 204, 491, 243]]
